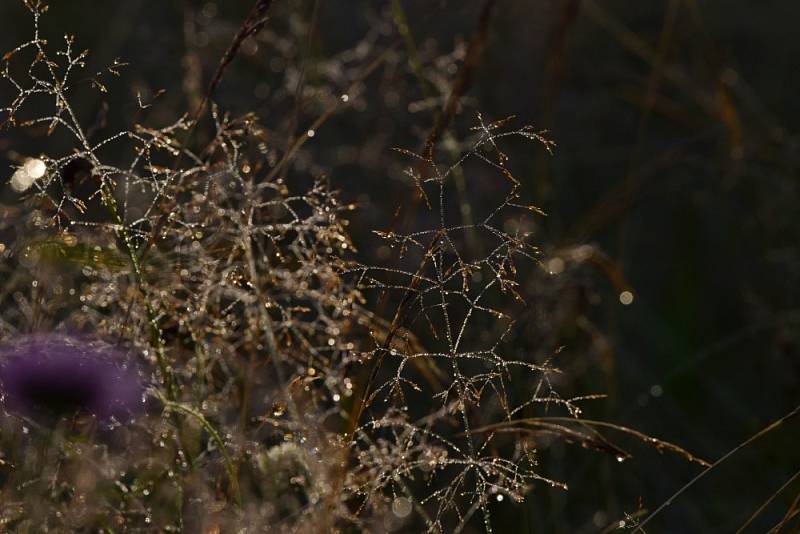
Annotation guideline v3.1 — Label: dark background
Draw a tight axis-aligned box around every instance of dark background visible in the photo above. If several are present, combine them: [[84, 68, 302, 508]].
[[1, 1, 798, 531]]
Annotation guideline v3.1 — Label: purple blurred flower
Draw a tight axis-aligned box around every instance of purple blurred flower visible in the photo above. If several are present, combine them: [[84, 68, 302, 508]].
[[0, 334, 143, 421]]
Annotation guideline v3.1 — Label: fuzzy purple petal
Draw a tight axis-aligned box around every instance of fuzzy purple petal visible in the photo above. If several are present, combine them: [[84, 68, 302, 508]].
[[0, 334, 143, 421]]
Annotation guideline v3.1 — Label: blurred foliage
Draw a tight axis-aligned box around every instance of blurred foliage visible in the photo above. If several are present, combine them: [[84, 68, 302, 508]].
[[0, 0, 798, 532]]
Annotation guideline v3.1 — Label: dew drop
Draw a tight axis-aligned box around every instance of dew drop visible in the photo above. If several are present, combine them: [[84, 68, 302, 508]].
[[272, 401, 287, 417], [24, 158, 46, 178], [391, 496, 412, 518]]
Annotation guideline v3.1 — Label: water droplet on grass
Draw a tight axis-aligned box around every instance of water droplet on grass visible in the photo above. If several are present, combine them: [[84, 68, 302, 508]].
[[391, 496, 412, 518]]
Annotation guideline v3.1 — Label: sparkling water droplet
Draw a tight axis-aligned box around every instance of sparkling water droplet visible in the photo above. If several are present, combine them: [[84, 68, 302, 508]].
[[23, 158, 46, 179], [272, 401, 286, 417], [391, 496, 412, 518]]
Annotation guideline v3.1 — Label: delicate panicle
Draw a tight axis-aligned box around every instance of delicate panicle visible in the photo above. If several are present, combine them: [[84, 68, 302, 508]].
[[0, 2, 709, 532]]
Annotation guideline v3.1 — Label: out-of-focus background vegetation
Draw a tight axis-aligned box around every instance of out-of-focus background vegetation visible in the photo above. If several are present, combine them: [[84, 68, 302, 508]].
[[1, 1, 797, 531]]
